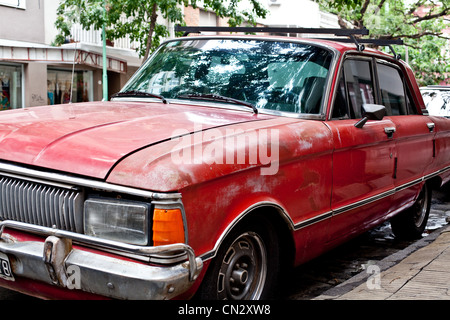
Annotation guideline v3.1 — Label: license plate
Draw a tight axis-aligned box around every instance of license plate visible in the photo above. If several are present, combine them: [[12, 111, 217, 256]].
[[0, 252, 14, 281]]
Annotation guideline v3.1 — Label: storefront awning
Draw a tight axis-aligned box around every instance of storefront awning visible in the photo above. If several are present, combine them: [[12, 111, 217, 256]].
[[0, 39, 141, 73]]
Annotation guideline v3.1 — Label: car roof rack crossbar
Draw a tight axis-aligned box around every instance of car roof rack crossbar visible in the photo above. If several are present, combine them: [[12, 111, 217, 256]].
[[175, 25, 369, 37], [321, 38, 403, 46], [175, 25, 403, 59]]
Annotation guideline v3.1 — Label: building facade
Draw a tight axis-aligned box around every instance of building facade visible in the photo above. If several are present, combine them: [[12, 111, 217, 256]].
[[0, 0, 141, 109]]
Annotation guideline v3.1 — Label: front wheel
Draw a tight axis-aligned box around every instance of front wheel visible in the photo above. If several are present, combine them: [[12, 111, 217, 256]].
[[197, 216, 280, 300], [391, 183, 431, 239]]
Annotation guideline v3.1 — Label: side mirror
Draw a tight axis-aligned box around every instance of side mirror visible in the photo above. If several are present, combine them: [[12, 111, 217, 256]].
[[354, 104, 387, 128]]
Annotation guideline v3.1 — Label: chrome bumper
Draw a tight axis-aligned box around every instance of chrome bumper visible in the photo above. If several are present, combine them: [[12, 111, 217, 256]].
[[0, 220, 203, 300]]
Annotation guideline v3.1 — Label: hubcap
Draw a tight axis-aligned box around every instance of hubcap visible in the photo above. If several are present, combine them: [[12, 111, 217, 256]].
[[217, 232, 267, 300], [414, 185, 429, 228]]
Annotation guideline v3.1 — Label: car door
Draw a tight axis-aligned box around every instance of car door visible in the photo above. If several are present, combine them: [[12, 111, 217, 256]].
[[375, 61, 435, 206], [427, 115, 450, 186], [327, 57, 397, 242]]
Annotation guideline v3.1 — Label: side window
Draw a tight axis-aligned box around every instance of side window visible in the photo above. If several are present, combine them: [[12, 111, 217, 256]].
[[376, 63, 407, 115], [345, 60, 376, 118], [331, 73, 348, 119], [332, 59, 375, 119]]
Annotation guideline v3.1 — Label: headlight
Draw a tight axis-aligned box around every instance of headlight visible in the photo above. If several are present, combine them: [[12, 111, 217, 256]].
[[84, 197, 151, 245]]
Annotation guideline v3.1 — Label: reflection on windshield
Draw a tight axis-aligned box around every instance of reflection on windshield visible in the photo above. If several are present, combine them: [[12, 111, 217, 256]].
[[121, 39, 333, 114]]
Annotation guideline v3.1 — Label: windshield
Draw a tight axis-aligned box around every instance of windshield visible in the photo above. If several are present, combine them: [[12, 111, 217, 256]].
[[121, 38, 333, 114]]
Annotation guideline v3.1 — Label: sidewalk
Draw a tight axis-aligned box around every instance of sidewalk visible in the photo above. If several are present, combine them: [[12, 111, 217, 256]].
[[314, 225, 450, 300]]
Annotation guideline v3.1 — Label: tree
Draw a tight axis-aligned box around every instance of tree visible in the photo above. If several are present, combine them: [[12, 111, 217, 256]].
[[55, 0, 268, 61], [317, 0, 450, 85]]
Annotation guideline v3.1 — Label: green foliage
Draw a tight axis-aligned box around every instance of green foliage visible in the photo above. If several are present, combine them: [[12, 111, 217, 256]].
[[316, 0, 450, 85], [329, 0, 363, 10], [55, 0, 267, 61]]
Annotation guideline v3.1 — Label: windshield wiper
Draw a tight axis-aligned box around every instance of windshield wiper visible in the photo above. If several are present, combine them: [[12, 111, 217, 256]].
[[177, 93, 258, 114], [112, 90, 168, 104]]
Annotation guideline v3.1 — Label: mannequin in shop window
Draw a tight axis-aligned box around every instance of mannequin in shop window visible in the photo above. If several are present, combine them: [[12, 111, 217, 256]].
[[0, 75, 10, 110], [47, 80, 55, 105], [54, 81, 62, 105], [63, 81, 71, 104]]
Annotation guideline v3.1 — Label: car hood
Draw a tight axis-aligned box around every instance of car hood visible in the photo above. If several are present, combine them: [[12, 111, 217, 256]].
[[0, 101, 271, 179]]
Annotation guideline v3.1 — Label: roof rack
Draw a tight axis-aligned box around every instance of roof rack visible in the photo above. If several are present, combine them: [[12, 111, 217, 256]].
[[175, 25, 369, 37], [321, 37, 404, 59], [174, 25, 404, 59]]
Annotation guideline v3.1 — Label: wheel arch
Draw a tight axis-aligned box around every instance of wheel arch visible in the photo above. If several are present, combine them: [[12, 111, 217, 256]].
[[200, 202, 296, 270], [426, 174, 443, 191]]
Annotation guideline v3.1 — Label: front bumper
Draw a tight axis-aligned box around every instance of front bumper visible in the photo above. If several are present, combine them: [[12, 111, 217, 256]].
[[0, 220, 202, 300]]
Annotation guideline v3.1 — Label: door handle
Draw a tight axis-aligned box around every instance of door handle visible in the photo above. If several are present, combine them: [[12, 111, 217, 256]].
[[384, 127, 396, 138], [427, 123, 435, 132]]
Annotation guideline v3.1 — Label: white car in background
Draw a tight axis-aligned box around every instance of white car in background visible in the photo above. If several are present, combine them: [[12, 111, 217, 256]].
[[421, 85, 450, 117]]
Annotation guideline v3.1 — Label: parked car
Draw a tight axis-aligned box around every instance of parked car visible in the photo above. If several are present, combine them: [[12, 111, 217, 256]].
[[420, 85, 450, 117], [0, 27, 449, 300]]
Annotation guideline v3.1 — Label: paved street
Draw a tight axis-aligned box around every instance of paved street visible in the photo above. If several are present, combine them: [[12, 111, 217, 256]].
[[316, 225, 450, 299]]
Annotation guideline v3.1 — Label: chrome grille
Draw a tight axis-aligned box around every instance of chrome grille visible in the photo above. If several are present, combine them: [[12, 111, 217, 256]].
[[0, 175, 84, 233]]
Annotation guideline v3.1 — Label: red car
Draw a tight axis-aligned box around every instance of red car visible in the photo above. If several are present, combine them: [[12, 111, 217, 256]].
[[0, 27, 449, 300]]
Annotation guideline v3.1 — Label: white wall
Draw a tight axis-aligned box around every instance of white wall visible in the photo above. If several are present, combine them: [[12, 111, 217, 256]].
[[44, 0, 60, 45], [262, 0, 321, 28]]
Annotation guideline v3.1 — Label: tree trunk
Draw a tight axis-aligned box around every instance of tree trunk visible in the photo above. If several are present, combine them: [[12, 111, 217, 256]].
[[143, 2, 158, 62]]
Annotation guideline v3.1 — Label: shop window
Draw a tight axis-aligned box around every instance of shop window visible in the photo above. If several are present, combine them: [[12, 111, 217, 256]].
[[199, 10, 217, 26], [0, 64, 23, 110], [47, 69, 93, 105]]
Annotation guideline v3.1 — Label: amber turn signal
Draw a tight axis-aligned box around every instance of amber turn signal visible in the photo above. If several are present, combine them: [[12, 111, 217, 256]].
[[152, 208, 185, 246]]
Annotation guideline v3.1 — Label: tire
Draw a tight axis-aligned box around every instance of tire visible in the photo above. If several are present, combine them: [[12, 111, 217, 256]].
[[391, 183, 432, 239], [196, 216, 280, 300]]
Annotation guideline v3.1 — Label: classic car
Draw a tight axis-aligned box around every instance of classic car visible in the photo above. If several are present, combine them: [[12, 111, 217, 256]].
[[0, 26, 449, 300], [421, 85, 450, 117]]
